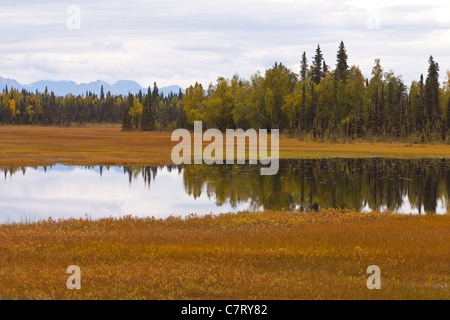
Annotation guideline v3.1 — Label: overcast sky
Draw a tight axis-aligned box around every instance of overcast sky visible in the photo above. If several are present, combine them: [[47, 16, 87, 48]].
[[1, 0, 449, 88]]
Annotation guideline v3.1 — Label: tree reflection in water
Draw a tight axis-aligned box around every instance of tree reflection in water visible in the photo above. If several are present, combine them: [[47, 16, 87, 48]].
[[181, 158, 450, 213], [2, 158, 449, 214]]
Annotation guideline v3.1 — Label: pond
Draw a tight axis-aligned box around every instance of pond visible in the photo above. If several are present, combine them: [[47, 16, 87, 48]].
[[1, 158, 449, 223]]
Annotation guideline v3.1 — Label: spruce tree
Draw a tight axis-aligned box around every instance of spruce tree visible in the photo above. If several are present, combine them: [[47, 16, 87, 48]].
[[425, 56, 441, 129], [152, 82, 159, 105], [152, 82, 159, 122], [121, 101, 131, 131], [335, 41, 349, 82], [141, 87, 154, 131], [311, 45, 324, 84], [322, 60, 328, 78], [416, 74, 426, 131], [300, 52, 308, 81], [176, 103, 187, 128]]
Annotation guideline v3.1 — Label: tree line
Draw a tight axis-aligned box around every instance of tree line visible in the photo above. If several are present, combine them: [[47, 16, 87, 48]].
[[0, 82, 186, 131], [1, 41, 450, 142], [185, 42, 450, 143]]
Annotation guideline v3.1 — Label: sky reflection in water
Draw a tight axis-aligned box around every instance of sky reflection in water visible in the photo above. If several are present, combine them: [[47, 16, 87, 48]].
[[0, 159, 448, 223], [0, 165, 251, 224]]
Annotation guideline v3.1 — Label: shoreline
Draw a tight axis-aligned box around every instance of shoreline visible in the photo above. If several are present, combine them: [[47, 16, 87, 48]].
[[1, 126, 450, 167]]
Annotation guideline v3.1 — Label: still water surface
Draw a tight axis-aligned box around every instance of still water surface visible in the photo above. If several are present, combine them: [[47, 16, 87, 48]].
[[1, 158, 449, 223]]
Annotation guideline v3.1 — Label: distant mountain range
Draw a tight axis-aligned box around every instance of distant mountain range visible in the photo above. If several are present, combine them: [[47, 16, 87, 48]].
[[0, 76, 185, 97]]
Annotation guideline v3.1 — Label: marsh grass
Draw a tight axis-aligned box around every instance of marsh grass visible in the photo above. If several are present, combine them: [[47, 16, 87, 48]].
[[2, 126, 450, 167], [0, 210, 448, 300]]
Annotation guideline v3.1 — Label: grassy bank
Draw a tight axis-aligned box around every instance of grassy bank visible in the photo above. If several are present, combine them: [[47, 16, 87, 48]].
[[0, 210, 448, 300], [1, 126, 450, 167]]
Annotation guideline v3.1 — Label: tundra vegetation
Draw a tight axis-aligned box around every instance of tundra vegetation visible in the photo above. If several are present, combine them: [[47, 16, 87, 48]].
[[2, 127, 450, 167], [0, 210, 448, 300]]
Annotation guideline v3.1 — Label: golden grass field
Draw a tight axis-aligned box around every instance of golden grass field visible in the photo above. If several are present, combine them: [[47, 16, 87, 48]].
[[1, 126, 450, 167], [0, 210, 448, 300], [0, 126, 449, 300]]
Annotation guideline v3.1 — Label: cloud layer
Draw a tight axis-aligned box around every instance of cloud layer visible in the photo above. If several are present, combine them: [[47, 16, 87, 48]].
[[1, 0, 449, 88]]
